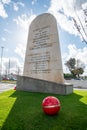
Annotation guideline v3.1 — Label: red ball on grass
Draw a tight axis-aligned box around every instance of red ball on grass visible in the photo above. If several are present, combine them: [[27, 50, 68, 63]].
[[14, 86, 16, 90], [42, 96, 61, 115]]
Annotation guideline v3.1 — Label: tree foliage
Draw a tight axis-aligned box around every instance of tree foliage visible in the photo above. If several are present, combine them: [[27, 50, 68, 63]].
[[64, 73, 74, 79], [65, 58, 76, 71], [65, 58, 84, 78]]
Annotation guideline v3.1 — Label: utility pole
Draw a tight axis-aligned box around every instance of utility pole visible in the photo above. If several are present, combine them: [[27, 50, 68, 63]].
[[0, 46, 4, 80], [8, 59, 10, 77]]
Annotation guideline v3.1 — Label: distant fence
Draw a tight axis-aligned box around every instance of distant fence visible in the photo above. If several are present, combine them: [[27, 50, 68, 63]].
[[65, 79, 87, 89]]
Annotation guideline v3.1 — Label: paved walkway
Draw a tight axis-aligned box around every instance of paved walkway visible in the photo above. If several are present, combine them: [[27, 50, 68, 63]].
[[0, 82, 15, 93]]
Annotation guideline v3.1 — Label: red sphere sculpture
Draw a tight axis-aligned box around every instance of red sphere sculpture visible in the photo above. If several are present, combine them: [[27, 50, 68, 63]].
[[14, 86, 16, 90], [42, 96, 60, 115]]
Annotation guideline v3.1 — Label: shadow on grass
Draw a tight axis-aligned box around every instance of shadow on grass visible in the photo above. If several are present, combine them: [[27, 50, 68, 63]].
[[1, 90, 87, 130]]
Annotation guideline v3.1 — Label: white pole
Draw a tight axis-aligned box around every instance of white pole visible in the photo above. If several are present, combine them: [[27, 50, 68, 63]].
[[0, 46, 4, 79]]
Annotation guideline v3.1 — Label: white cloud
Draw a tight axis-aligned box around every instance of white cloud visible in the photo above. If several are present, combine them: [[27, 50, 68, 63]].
[[13, 25, 28, 61], [0, 2, 8, 18], [13, 2, 24, 11], [67, 44, 87, 65], [55, 12, 78, 35], [18, 2, 24, 7], [2, 0, 11, 4], [15, 44, 26, 60], [0, 1, 24, 18], [32, 0, 37, 5], [48, 0, 87, 40], [48, 0, 87, 17], [0, 0, 11, 18], [13, 3, 18, 11], [43, 4, 48, 8], [4, 28, 11, 33], [82, 2, 87, 9], [13, 13, 36, 30], [62, 44, 87, 75], [1, 37, 6, 41]]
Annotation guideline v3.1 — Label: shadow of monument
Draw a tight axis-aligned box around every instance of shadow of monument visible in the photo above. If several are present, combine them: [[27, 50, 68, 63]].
[[1, 90, 87, 130]]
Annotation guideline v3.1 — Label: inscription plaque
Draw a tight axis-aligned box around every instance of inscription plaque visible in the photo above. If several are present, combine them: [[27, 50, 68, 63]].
[[23, 13, 64, 83]]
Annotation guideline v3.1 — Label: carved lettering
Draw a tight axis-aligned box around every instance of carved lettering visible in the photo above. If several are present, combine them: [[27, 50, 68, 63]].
[[30, 26, 52, 50]]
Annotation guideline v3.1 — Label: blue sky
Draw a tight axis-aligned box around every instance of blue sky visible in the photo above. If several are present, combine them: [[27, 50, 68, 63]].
[[0, 0, 87, 75]]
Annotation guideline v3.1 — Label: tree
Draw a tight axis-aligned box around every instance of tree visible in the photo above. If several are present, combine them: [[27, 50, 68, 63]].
[[64, 73, 74, 79], [71, 68, 84, 78], [65, 58, 76, 71], [65, 58, 84, 78]]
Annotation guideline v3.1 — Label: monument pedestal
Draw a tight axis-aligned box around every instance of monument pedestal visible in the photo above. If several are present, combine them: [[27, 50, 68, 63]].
[[17, 76, 73, 95]]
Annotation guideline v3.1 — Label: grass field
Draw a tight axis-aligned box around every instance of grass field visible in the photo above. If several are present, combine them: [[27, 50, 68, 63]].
[[0, 89, 87, 130]]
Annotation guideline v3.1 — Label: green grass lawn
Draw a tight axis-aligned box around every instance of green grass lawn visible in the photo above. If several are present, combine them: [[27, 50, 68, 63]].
[[0, 89, 87, 130]]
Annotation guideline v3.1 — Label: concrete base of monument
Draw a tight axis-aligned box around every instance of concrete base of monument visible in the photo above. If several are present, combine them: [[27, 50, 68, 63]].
[[16, 76, 73, 95]]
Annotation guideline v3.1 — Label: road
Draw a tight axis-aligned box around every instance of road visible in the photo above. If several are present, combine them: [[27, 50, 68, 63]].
[[0, 83, 16, 93], [65, 79, 87, 89]]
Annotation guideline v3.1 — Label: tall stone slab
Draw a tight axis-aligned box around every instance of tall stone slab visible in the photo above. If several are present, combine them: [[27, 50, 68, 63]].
[[23, 13, 64, 83]]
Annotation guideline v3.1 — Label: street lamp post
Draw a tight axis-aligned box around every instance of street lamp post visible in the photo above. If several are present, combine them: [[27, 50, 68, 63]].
[[0, 46, 4, 80]]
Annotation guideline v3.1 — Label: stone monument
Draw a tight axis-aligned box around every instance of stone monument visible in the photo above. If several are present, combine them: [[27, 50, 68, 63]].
[[17, 13, 73, 95], [23, 13, 64, 83]]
